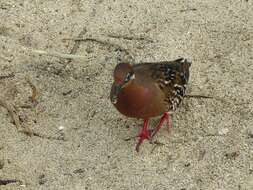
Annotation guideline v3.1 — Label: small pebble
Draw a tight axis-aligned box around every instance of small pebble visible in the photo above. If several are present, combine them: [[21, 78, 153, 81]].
[[38, 174, 46, 185], [218, 128, 229, 135], [0, 159, 4, 169], [247, 127, 253, 138], [58, 126, 64, 131]]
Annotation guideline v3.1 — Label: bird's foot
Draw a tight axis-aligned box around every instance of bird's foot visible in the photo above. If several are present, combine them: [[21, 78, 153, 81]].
[[135, 114, 172, 152], [135, 119, 151, 152], [151, 112, 172, 139]]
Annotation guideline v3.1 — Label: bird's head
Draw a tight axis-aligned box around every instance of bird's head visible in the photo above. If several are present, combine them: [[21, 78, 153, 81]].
[[111, 62, 135, 104]]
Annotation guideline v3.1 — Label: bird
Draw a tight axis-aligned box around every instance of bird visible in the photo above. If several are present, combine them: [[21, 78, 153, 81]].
[[110, 58, 191, 152]]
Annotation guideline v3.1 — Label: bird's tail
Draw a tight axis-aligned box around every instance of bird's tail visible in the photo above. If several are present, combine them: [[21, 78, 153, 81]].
[[174, 58, 191, 82], [175, 58, 192, 67]]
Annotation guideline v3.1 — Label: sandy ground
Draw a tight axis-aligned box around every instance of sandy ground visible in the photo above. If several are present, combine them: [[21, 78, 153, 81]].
[[0, 0, 253, 189]]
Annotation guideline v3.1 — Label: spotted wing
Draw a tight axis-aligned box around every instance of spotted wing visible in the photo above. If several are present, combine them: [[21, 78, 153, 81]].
[[150, 58, 191, 111]]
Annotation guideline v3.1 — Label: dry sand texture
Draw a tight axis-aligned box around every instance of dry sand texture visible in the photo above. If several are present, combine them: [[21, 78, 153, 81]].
[[0, 0, 253, 190]]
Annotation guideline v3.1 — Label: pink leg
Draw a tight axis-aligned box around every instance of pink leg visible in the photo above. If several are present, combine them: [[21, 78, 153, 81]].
[[151, 112, 172, 138], [135, 119, 151, 152]]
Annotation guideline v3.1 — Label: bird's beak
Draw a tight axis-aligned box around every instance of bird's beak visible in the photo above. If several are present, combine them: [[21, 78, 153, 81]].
[[111, 84, 122, 104]]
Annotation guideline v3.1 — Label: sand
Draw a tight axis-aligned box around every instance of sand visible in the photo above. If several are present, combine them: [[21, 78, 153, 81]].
[[0, 0, 252, 189]]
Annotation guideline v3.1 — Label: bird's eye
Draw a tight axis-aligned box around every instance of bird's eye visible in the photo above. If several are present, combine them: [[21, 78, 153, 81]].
[[125, 73, 134, 82], [124, 73, 132, 82]]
